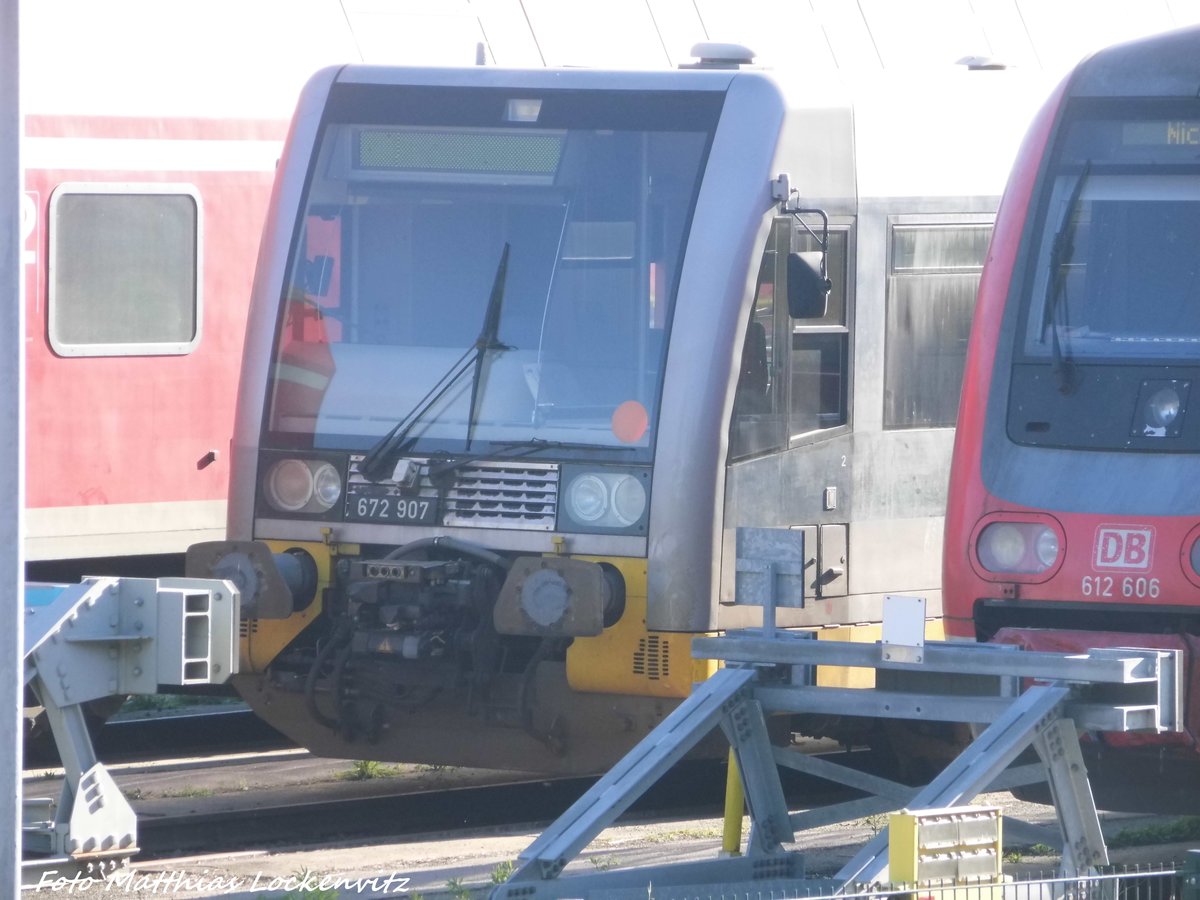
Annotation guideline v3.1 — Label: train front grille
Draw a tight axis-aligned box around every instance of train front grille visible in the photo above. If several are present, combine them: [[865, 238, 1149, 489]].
[[443, 461, 558, 531]]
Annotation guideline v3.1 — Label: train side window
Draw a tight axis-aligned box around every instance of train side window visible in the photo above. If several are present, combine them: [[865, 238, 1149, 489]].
[[790, 228, 849, 440], [883, 221, 991, 429], [48, 183, 202, 357], [730, 230, 786, 460]]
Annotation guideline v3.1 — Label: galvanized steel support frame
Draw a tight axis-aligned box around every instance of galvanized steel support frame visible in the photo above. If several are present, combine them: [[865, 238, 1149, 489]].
[[21, 577, 239, 886], [494, 631, 1178, 900]]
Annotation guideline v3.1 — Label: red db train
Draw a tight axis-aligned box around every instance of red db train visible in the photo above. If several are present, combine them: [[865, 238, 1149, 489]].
[[19, 0, 508, 580], [943, 25, 1200, 807]]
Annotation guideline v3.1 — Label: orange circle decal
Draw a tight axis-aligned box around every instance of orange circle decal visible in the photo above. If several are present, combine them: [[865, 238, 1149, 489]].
[[611, 400, 649, 444]]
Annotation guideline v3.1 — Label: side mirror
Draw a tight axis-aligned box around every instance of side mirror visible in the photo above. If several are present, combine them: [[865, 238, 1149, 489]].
[[787, 251, 831, 319]]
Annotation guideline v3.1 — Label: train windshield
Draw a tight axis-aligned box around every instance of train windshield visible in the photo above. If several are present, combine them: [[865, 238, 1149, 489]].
[[265, 83, 721, 461], [1021, 100, 1200, 364]]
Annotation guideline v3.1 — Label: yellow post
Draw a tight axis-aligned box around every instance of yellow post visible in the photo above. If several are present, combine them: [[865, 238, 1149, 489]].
[[721, 748, 745, 856]]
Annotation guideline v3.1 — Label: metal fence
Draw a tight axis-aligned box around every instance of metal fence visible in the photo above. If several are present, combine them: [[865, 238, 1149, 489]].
[[847, 864, 1182, 900], [624, 861, 1189, 900]]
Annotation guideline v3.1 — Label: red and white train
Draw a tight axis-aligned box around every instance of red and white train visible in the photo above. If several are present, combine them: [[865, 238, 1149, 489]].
[[20, 2, 312, 578], [943, 24, 1200, 806], [20, 0, 546, 579]]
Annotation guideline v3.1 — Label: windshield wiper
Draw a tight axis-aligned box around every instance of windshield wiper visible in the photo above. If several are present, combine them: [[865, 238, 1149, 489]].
[[358, 244, 512, 482], [1043, 161, 1091, 395], [464, 243, 511, 451], [426, 438, 635, 482]]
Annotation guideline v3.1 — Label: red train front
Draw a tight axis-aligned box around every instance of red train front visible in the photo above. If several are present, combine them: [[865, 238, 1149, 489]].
[[944, 24, 1200, 793]]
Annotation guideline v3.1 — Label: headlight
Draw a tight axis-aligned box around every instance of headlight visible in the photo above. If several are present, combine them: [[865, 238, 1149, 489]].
[[561, 469, 649, 531], [263, 458, 342, 514], [1183, 526, 1200, 590], [976, 520, 1060, 574], [311, 463, 342, 511], [978, 523, 1025, 571], [1147, 386, 1181, 428], [1035, 528, 1060, 568], [265, 459, 313, 512], [566, 474, 608, 523], [611, 476, 647, 526], [1133, 379, 1189, 437]]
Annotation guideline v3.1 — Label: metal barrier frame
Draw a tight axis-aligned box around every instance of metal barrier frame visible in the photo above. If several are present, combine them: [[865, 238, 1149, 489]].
[[491, 530, 1184, 900], [21, 576, 239, 886]]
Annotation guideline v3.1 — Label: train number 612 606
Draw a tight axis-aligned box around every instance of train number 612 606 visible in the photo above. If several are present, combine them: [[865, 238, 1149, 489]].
[[1081, 575, 1160, 599]]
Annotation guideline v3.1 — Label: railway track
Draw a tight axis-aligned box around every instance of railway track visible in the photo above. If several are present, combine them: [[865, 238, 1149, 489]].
[[131, 755, 873, 859], [24, 746, 1192, 900], [23, 703, 292, 767], [23, 719, 882, 864]]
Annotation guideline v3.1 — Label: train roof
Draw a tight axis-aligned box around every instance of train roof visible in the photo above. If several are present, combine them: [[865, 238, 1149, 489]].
[[1070, 24, 1200, 98], [332, 61, 747, 92]]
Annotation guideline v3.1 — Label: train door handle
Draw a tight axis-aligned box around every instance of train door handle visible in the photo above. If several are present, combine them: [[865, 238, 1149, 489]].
[[818, 566, 844, 585]]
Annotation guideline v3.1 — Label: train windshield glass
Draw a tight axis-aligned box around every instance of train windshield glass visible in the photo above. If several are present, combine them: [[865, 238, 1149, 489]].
[[1021, 100, 1200, 363], [265, 83, 722, 459]]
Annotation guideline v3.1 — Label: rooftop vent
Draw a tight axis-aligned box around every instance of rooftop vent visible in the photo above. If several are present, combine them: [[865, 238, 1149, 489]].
[[956, 55, 1009, 71], [681, 42, 756, 70]]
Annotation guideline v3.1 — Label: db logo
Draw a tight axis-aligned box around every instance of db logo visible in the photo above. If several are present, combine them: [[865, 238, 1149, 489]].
[[1093, 526, 1154, 571]]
